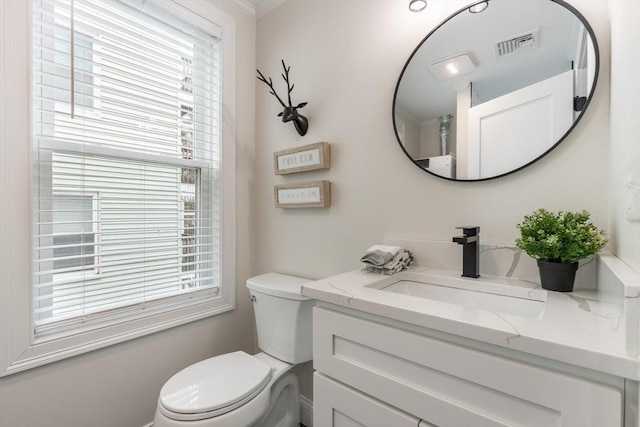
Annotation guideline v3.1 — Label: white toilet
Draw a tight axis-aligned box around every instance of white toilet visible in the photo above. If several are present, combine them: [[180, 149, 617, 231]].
[[153, 273, 314, 427]]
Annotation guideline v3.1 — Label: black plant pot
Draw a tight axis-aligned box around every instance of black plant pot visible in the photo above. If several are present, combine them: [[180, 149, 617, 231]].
[[537, 260, 579, 292]]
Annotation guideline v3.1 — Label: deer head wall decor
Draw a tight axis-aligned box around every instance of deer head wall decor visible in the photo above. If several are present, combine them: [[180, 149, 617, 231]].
[[257, 60, 309, 136]]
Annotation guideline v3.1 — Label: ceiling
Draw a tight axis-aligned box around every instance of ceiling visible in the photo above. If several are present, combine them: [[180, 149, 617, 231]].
[[229, 0, 286, 19]]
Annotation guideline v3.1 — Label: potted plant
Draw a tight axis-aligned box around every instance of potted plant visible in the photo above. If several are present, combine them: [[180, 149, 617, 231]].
[[515, 209, 608, 292]]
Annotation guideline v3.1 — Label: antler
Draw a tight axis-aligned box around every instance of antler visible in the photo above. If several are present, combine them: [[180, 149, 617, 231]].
[[280, 60, 294, 107], [256, 69, 287, 108], [280, 60, 307, 110]]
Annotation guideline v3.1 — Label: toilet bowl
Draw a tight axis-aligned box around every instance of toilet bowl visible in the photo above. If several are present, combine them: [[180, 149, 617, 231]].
[[153, 273, 313, 427]]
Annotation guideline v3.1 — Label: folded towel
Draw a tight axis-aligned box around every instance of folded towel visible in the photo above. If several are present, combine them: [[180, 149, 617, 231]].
[[359, 245, 403, 266], [361, 245, 413, 275]]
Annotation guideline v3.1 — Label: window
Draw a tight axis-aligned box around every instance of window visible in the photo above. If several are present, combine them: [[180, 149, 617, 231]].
[[51, 192, 98, 275], [0, 0, 236, 376], [53, 31, 96, 112], [32, 0, 229, 335]]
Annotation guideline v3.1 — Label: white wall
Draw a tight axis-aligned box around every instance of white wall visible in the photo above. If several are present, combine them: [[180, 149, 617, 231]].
[[0, 1, 257, 426], [609, 0, 640, 273], [256, 0, 611, 399], [256, 0, 611, 295]]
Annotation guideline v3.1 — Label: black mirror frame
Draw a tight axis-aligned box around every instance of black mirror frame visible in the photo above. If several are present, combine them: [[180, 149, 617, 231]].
[[392, 0, 600, 182]]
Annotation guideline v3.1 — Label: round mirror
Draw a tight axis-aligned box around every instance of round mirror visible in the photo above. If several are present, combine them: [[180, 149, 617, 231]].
[[393, 0, 599, 181]]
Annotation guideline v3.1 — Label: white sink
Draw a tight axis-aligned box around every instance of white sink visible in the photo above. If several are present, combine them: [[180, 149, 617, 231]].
[[366, 271, 546, 319]]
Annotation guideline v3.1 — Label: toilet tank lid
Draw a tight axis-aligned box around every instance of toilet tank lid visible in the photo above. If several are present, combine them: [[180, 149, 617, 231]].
[[246, 273, 312, 300]]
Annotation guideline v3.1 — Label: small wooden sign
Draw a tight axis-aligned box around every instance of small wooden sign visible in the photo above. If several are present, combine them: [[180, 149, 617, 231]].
[[274, 181, 331, 208], [274, 142, 330, 175]]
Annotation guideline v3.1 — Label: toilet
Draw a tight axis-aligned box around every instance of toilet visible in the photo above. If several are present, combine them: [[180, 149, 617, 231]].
[[153, 273, 314, 427]]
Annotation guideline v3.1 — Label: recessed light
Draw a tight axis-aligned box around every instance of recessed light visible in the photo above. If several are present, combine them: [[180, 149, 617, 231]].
[[446, 63, 459, 75], [409, 0, 427, 12], [429, 53, 476, 80], [469, 1, 489, 14]]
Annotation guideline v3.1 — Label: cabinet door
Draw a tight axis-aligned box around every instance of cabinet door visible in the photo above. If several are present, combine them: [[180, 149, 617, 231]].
[[314, 307, 623, 427], [314, 372, 420, 427]]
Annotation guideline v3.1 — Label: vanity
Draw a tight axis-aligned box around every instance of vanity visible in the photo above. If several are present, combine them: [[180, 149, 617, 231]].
[[299, 0, 639, 424], [302, 245, 640, 427]]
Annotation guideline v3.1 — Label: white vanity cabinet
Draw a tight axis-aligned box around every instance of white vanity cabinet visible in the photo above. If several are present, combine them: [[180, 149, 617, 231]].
[[313, 305, 625, 427], [314, 373, 423, 427]]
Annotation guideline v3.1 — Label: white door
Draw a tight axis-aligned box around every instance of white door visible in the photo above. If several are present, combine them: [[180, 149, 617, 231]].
[[467, 70, 573, 179]]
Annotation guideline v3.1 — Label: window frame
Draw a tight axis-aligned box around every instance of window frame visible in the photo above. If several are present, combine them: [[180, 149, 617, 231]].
[[0, 0, 236, 377]]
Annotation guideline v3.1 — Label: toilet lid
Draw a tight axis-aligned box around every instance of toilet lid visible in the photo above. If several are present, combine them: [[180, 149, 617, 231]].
[[159, 351, 273, 417]]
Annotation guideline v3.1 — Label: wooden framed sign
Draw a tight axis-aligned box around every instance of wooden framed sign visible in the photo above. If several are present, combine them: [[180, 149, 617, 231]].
[[274, 142, 330, 175], [274, 181, 331, 208]]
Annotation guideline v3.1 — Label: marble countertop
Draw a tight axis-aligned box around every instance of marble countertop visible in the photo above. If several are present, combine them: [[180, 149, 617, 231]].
[[302, 265, 640, 381]]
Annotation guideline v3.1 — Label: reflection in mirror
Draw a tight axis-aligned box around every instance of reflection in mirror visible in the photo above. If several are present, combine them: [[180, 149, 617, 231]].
[[393, 0, 599, 181]]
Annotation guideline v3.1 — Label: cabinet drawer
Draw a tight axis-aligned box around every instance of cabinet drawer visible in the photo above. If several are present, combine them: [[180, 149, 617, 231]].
[[313, 307, 622, 427], [314, 372, 420, 427]]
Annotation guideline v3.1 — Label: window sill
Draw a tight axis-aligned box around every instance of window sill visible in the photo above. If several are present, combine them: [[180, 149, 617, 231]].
[[3, 296, 234, 377]]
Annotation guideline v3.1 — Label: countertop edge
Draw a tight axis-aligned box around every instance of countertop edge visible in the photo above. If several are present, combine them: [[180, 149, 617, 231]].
[[302, 269, 640, 381]]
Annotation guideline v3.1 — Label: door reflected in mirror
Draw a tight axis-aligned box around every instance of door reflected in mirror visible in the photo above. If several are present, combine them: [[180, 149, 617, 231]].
[[393, 0, 599, 181]]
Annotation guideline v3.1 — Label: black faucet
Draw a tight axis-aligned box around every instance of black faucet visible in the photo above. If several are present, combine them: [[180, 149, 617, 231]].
[[452, 226, 480, 278]]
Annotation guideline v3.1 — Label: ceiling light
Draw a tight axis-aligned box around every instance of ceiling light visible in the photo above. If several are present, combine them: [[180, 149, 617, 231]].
[[409, 0, 427, 12], [446, 63, 459, 75], [428, 53, 476, 80], [468, 1, 489, 14]]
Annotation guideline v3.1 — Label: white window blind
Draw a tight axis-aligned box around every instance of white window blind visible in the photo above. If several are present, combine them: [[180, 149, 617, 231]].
[[32, 0, 223, 335]]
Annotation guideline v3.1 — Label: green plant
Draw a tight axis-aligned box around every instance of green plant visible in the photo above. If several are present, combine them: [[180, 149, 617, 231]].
[[515, 209, 608, 263]]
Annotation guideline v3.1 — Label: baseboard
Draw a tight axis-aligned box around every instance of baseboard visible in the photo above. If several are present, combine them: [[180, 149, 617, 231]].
[[299, 394, 313, 427]]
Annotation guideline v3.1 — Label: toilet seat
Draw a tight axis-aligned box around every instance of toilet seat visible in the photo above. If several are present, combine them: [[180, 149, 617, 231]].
[[158, 351, 273, 422]]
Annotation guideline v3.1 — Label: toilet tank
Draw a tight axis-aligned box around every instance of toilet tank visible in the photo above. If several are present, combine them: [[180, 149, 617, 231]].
[[247, 273, 314, 364]]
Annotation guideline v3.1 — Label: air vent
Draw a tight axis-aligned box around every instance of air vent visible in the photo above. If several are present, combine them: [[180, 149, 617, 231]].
[[494, 29, 540, 58]]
